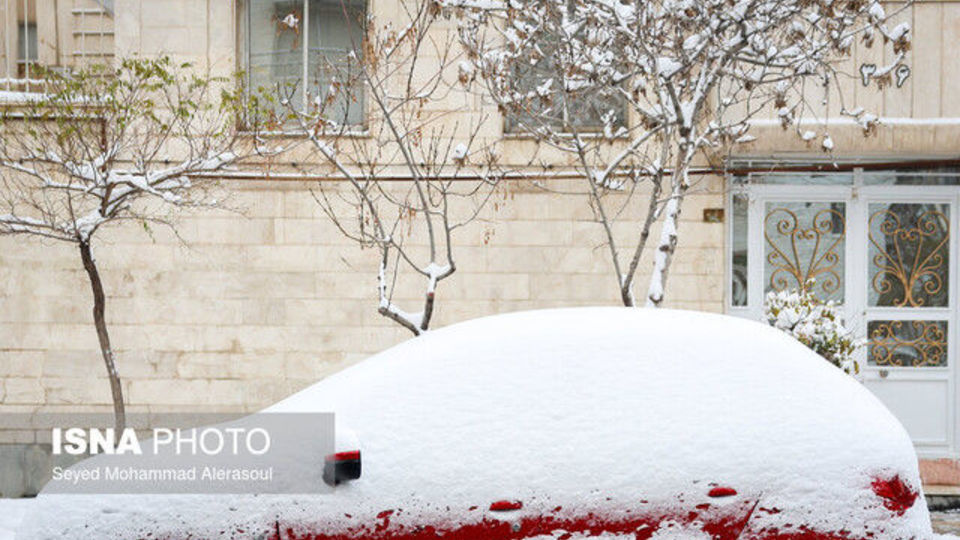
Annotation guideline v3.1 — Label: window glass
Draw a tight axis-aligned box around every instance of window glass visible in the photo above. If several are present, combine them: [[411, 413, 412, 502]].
[[503, 8, 625, 133], [247, 0, 365, 123], [730, 193, 748, 307], [750, 173, 853, 185], [868, 203, 950, 308], [307, 0, 365, 125], [249, 1, 305, 111], [864, 168, 960, 185], [763, 201, 846, 303], [17, 22, 37, 79], [867, 320, 948, 367], [17, 23, 37, 63]]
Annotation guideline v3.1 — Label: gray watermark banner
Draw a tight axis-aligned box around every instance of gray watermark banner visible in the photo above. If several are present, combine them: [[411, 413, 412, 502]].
[[1, 412, 335, 494]]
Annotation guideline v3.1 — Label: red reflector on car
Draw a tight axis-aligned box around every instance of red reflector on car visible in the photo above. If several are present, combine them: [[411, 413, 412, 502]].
[[326, 450, 361, 462], [871, 475, 918, 515], [708, 486, 738, 498], [323, 450, 361, 486], [489, 500, 523, 511]]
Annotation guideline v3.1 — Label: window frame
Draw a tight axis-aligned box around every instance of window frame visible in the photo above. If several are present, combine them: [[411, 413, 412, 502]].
[[238, 0, 369, 130], [500, 88, 630, 137], [725, 164, 960, 457]]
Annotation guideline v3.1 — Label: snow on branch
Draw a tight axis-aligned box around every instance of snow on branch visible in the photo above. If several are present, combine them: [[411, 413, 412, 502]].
[[0, 57, 274, 433], [448, 0, 912, 307], [273, 0, 506, 336], [0, 57, 272, 244]]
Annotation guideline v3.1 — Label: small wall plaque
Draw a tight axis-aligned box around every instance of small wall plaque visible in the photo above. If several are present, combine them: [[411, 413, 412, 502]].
[[703, 208, 724, 223]]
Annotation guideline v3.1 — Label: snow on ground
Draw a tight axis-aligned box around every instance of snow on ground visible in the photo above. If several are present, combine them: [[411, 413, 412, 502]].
[[10, 309, 949, 538], [0, 498, 35, 540], [932, 509, 960, 536]]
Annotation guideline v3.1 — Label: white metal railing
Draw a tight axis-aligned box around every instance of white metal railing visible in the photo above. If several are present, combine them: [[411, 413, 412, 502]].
[[2, 0, 33, 92], [71, 0, 112, 70], [1, 0, 113, 94]]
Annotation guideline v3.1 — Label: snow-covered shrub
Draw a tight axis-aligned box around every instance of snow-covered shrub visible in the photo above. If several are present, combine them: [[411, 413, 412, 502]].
[[765, 284, 860, 376]]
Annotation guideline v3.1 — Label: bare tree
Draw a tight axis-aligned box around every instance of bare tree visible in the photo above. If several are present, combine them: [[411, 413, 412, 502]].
[[274, 0, 505, 335], [0, 57, 268, 431], [447, 0, 911, 306]]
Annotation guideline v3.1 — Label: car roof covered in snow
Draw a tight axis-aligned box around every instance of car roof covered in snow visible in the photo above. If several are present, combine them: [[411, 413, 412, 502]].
[[21, 308, 931, 539], [263, 308, 927, 533]]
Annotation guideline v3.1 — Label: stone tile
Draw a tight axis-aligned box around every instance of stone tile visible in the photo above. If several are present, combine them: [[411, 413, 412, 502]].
[[931, 510, 960, 534]]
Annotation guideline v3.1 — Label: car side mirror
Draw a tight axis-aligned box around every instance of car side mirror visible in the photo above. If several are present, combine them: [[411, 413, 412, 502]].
[[323, 450, 361, 486]]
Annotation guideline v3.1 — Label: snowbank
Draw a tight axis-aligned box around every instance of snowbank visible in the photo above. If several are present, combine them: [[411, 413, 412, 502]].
[[0, 499, 35, 540], [17, 309, 937, 538]]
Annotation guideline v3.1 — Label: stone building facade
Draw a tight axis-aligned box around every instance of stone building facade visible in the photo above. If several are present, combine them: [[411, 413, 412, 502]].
[[2, 0, 960, 495]]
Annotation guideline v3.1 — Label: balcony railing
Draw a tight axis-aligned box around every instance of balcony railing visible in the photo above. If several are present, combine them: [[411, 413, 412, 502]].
[[1, 0, 113, 96]]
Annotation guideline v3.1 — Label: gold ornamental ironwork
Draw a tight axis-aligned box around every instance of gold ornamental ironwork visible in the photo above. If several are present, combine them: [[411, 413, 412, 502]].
[[764, 206, 845, 298], [868, 320, 947, 367], [869, 208, 949, 307]]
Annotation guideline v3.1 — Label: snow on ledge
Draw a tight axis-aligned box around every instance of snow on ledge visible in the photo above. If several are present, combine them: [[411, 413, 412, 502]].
[[749, 117, 960, 127], [0, 91, 47, 103]]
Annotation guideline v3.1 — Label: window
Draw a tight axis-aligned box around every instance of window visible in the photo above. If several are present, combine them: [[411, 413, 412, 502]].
[[728, 169, 957, 368], [505, 69, 627, 134], [505, 49, 626, 133], [730, 190, 748, 307], [868, 202, 950, 308], [503, 5, 626, 134], [245, 0, 366, 125], [17, 22, 37, 79], [763, 200, 846, 303]]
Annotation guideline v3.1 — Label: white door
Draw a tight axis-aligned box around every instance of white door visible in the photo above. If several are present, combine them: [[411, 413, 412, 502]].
[[858, 190, 956, 458], [736, 180, 958, 458]]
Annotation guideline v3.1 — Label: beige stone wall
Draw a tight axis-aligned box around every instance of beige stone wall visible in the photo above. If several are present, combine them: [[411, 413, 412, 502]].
[[2, 0, 960, 420], [0, 0, 718, 421], [0, 177, 725, 417]]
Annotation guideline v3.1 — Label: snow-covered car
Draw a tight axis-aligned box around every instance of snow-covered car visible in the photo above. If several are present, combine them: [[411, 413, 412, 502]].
[[17, 308, 938, 539]]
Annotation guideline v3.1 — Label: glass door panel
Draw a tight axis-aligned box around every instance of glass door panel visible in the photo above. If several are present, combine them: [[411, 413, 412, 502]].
[[763, 201, 846, 303], [868, 203, 950, 308], [867, 320, 949, 367], [862, 197, 954, 454]]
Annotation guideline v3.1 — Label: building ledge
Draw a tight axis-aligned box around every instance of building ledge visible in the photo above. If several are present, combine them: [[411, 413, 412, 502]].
[[926, 485, 960, 496], [921, 459, 960, 487]]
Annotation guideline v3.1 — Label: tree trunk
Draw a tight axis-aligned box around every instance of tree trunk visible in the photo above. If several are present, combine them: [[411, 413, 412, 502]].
[[79, 240, 125, 432], [646, 183, 687, 307], [620, 175, 664, 307]]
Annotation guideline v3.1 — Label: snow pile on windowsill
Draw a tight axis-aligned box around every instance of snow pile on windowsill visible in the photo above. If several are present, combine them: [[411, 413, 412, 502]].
[[0, 91, 46, 103], [13, 308, 948, 539]]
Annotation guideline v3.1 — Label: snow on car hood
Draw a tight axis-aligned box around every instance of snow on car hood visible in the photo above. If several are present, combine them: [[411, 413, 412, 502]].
[[17, 308, 933, 539]]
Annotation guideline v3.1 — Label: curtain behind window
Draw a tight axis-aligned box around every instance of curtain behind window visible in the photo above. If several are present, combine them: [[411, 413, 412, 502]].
[[249, 1, 303, 112], [248, 0, 365, 125], [307, 0, 365, 126]]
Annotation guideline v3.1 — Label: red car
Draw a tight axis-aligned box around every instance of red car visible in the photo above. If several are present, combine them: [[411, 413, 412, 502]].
[[19, 309, 938, 539]]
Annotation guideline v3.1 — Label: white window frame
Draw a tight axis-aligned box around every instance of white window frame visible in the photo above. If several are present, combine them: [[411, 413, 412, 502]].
[[2, 0, 37, 93], [240, 0, 367, 126]]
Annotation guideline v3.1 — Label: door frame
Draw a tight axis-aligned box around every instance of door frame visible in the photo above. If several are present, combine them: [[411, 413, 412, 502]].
[[727, 170, 959, 458]]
